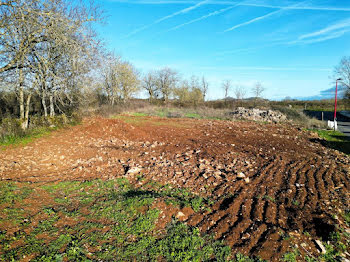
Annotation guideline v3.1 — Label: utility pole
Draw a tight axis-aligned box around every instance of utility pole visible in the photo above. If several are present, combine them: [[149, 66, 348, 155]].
[[334, 78, 343, 131]]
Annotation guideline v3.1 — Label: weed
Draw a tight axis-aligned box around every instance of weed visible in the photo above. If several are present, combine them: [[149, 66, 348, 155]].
[[130, 112, 149, 117], [185, 112, 201, 119], [262, 195, 276, 202], [344, 211, 350, 226], [150, 220, 231, 262], [303, 231, 311, 237], [234, 253, 265, 262], [292, 200, 300, 206], [282, 249, 299, 262], [305, 256, 318, 262], [0, 178, 230, 261], [0, 115, 81, 148], [311, 129, 350, 155]]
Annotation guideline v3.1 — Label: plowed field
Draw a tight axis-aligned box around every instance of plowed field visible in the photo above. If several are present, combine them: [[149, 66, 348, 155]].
[[1, 115, 349, 261]]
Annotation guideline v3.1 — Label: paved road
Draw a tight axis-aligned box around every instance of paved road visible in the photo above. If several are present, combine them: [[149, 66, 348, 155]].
[[303, 110, 350, 137], [338, 121, 350, 137]]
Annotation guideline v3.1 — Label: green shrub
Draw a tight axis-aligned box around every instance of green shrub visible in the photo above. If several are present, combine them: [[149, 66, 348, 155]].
[[0, 114, 81, 146], [69, 112, 83, 125], [0, 118, 25, 140]]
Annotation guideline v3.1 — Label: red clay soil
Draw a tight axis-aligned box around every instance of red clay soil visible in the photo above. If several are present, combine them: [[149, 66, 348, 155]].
[[1, 116, 350, 260]]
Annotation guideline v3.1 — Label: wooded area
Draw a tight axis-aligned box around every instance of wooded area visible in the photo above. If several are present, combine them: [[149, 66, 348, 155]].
[[1, 0, 349, 133]]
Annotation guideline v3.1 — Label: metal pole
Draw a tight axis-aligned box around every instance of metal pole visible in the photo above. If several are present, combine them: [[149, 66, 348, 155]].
[[334, 80, 338, 121], [334, 80, 338, 131]]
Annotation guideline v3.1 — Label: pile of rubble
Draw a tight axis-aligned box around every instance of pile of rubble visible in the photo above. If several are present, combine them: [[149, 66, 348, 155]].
[[229, 107, 287, 123]]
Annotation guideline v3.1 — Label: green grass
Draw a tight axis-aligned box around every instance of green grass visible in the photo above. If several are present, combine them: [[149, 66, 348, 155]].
[[0, 116, 81, 149], [314, 129, 347, 142], [262, 195, 276, 203], [282, 249, 298, 262], [130, 112, 149, 117], [311, 129, 350, 154], [344, 211, 350, 226], [0, 179, 232, 261], [185, 112, 202, 119], [0, 126, 54, 148]]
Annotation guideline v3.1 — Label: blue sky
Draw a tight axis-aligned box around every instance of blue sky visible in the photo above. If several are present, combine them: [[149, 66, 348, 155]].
[[95, 0, 350, 100]]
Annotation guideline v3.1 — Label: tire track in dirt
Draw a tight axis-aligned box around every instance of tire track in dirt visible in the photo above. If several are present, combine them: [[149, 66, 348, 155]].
[[1, 117, 349, 261]]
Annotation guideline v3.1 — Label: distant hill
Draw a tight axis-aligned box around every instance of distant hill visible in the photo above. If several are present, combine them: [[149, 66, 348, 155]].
[[294, 85, 348, 101]]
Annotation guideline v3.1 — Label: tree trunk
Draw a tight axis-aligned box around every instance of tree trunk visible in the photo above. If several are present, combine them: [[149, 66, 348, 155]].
[[111, 96, 115, 106], [22, 93, 32, 129], [19, 87, 25, 120], [49, 93, 55, 117], [42, 92, 48, 117], [19, 68, 25, 120]]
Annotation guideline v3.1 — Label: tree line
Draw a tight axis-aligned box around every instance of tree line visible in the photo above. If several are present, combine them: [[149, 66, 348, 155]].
[[1, 0, 350, 130], [0, 0, 102, 128], [102, 57, 209, 106]]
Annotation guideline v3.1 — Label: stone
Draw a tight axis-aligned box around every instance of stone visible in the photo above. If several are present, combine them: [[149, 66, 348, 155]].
[[228, 107, 287, 123], [127, 167, 142, 175], [176, 211, 185, 218], [237, 172, 246, 179], [339, 257, 350, 262], [314, 239, 326, 254]]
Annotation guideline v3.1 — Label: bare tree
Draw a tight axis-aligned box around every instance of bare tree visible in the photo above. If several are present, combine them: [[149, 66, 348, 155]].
[[252, 82, 265, 98], [189, 75, 199, 89], [142, 71, 159, 102], [0, 0, 102, 127], [118, 62, 140, 102], [222, 80, 231, 101], [174, 79, 203, 106], [234, 85, 246, 107], [155, 67, 178, 104], [201, 76, 209, 101], [252, 82, 265, 107], [103, 56, 140, 105], [333, 56, 350, 99], [174, 80, 190, 104]]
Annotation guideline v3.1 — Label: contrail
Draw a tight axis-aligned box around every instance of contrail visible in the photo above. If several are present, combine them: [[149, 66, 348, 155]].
[[223, 1, 306, 33], [223, 8, 284, 33], [114, 1, 350, 12], [123, 0, 209, 38], [162, 4, 239, 33], [299, 17, 350, 40]]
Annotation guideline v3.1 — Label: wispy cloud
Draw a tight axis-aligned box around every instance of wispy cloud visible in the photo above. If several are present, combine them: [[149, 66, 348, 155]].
[[111, 1, 350, 12], [223, 8, 284, 33], [291, 18, 350, 44], [299, 18, 350, 40], [222, 1, 308, 33], [123, 0, 209, 38], [161, 4, 239, 33]]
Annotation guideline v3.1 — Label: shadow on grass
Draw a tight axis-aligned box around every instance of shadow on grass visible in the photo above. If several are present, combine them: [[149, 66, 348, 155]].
[[122, 189, 198, 209], [311, 137, 350, 155]]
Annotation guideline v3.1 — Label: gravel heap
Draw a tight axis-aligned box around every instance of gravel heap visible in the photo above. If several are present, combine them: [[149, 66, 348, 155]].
[[229, 107, 287, 123]]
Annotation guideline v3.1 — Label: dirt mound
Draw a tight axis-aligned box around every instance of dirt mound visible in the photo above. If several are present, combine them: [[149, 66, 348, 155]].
[[229, 107, 287, 122], [0, 115, 349, 260]]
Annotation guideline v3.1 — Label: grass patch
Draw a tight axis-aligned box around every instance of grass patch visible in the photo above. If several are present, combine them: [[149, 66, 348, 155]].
[[185, 112, 202, 119], [0, 115, 81, 149], [314, 129, 347, 142], [311, 129, 350, 154], [343, 211, 350, 226], [0, 179, 231, 261], [123, 106, 232, 121], [0, 126, 54, 148], [130, 112, 149, 117]]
